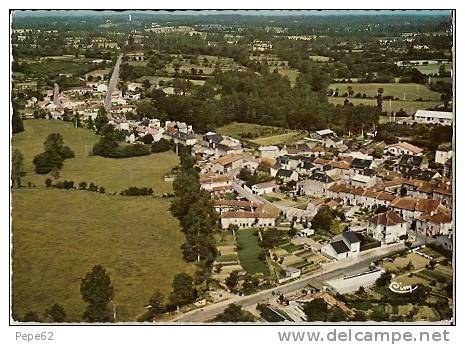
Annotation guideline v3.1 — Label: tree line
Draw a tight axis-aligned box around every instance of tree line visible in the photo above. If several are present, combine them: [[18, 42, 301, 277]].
[[170, 147, 219, 264]]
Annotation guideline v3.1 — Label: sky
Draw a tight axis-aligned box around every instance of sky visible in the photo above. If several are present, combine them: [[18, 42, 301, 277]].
[[13, 9, 452, 17]]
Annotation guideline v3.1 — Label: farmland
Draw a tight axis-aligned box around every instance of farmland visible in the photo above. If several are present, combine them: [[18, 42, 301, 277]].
[[329, 83, 442, 101], [216, 122, 306, 146], [18, 59, 95, 78], [12, 120, 178, 194], [11, 189, 193, 321], [328, 97, 442, 114]]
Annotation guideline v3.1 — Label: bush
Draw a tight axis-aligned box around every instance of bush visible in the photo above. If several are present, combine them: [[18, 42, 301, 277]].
[[120, 186, 154, 196], [88, 183, 98, 192], [33, 133, 75, 174], [54, 180, 74, 189], [33, 151, 63, 174], [151, 138, 172, 153]]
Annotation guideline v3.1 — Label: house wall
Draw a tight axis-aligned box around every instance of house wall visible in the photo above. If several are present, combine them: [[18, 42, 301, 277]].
[[221, 217, 256, 229], [368, 222, 407, 244], [435, 150, 453, 165], [416, 221, 452, 237], [256, 217, 276, 227]]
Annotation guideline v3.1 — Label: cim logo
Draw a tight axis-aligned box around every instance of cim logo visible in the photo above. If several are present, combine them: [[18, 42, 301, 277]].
[[389, 281, 418, 294]]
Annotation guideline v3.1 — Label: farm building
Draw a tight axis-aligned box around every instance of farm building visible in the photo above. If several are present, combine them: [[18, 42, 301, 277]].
[[413, 110, 453, 125]]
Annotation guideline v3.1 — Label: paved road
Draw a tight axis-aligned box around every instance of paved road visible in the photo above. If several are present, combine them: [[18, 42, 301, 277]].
[[104, 53, 123, 113], [53, 83, 60, 107], [172, 242, 410, 323]]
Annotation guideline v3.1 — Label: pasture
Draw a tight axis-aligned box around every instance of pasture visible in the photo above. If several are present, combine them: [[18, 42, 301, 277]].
[[329, 83, 442, 101], [12, 120, 178, 194], [11, 189, 193, 321], [328, 96, 442, 114]]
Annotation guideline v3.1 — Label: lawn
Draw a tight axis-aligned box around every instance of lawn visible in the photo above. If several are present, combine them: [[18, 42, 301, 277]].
[[13, 120, 178, 194], [328, 96, 442, 114], [11, 189, 193, 321], [214, 232, 236, 246], [329, 83, 442, 101], [236, 229, 270, 276]]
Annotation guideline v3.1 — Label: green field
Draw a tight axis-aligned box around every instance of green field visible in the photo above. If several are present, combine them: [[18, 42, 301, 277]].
[[329, 83, 442, 101], [13, 120, 178, 194], [216, 122, 304, 146], [236, 229, 270, 276], [12, 189, 193, 321], [19, 59, 93, 78], [328, 97, 442, 114]]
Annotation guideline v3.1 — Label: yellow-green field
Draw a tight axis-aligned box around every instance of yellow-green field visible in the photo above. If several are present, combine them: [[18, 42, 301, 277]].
[[329, 83, 442, 101], [12, 120, 178, 194], [328, 97, 442, 114], [12, 189, 193, 321]]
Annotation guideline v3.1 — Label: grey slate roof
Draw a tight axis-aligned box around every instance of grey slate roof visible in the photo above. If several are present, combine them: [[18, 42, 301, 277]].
[[330, 240, 350, 254], [342, 231, 360, 244]]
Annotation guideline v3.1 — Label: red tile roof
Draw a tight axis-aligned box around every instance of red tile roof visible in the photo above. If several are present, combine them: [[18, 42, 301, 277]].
[[369, 210, 406, 226]]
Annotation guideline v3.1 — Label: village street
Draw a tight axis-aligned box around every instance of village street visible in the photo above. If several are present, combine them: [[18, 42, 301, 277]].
[[171, 239, 429, 323]]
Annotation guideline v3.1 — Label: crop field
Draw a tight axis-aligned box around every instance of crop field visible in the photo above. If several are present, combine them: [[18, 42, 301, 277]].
[[329, 83, 442, 101], [12, 120, 178, 194], [11, 189, 193, 321]]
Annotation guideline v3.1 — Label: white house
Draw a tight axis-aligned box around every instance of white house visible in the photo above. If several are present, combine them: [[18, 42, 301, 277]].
[[414, 110, 453, 125], [435, 143, 453, 165], [385, 142, 423, 156], [416, 213, 452, 237], [320, 231, 361, 260], [251, 181, 276, 195], [199, 175, 233, 191], [275, 169, 299, 182], [297, 172, 335, 197], [96, 83, 108, 93], [258, 145, 281, 159], [367, 211, 407, 244], [220, 211, 275, 229]]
